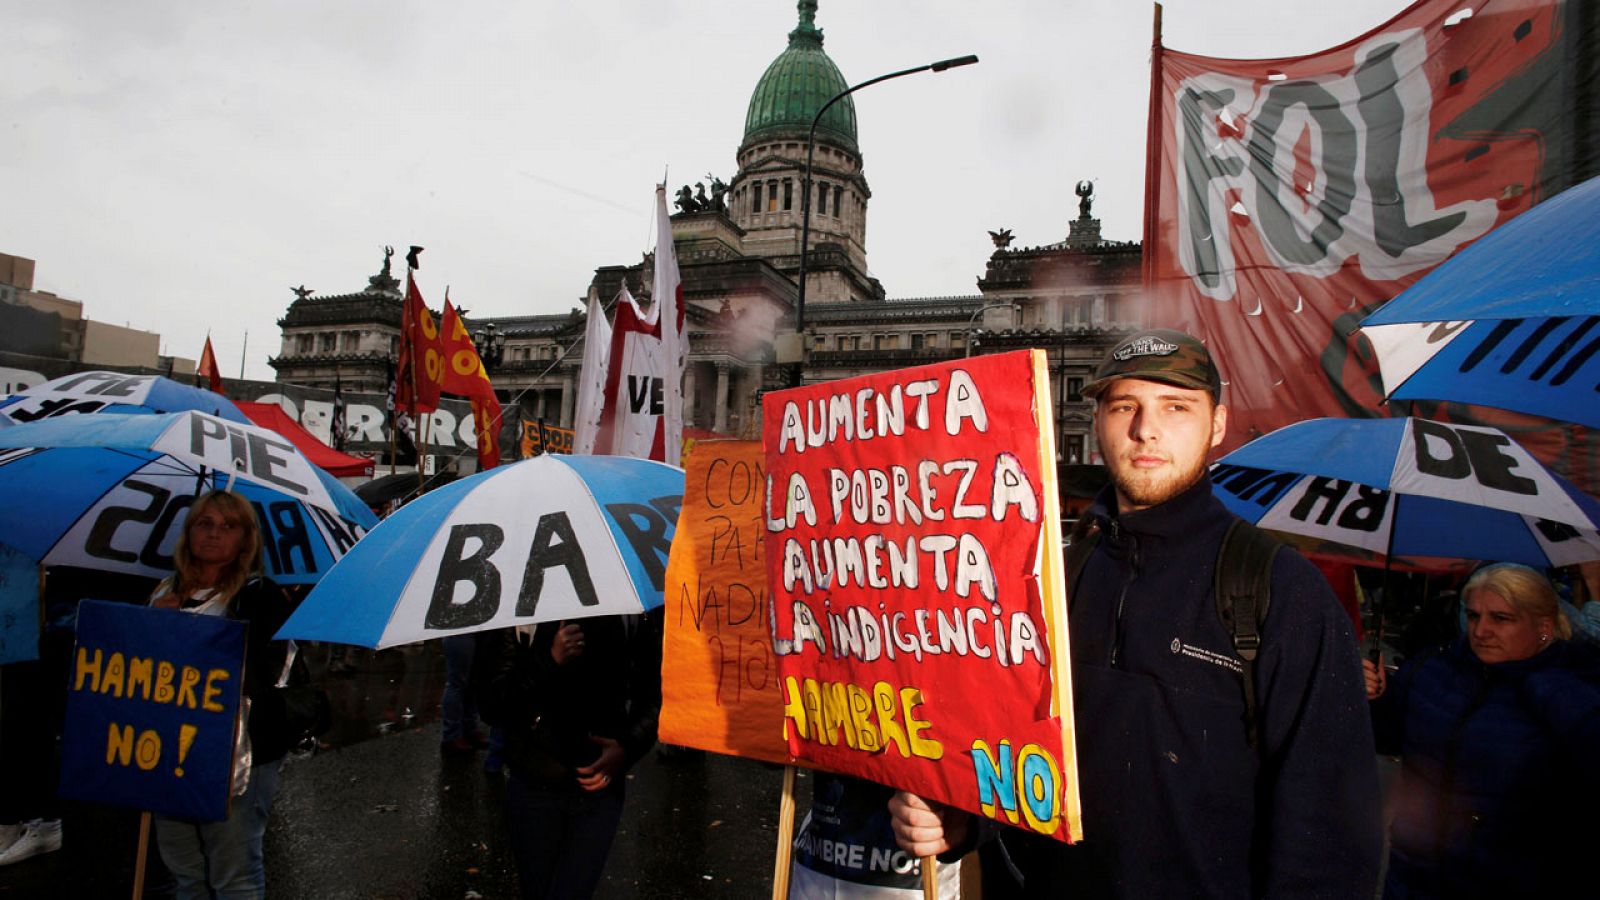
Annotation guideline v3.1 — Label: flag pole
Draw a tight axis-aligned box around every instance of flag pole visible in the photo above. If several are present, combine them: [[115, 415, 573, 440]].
[[387, 386, 398, 477], [405, 249, 427, 491], [239, 330, 248, 379], [1140, 2, 1165, 297], [415, 412, 429, 489]]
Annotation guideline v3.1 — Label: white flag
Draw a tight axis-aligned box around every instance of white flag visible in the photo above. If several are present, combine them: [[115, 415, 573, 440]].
[[572, 289, 614, 455], [653, 182, 686, 466], [591, 185, 688, 464]]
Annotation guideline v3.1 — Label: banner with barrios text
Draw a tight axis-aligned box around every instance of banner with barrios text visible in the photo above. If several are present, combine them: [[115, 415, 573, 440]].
[[762, 350, 1081, 843]]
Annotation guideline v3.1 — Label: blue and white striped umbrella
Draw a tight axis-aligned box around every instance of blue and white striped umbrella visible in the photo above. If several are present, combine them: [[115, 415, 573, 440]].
[[0, 370, 251, 426], [0, 411, 375, 585], [1212, 417, 1600, 568], [277, 454, 684, 648], [1360, 174, 1600, 427]]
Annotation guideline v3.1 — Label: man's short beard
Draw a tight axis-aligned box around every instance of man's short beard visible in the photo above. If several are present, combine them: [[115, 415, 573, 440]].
[[1110, 451, 1209, 510]]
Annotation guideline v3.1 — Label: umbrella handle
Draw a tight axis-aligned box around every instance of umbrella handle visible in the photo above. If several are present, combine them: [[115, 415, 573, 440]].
[[223, 456, 245, 493]]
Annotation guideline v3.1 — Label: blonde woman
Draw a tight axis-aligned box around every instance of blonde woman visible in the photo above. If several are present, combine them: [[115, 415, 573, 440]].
[[150, 490, 294, 900], [1365, 563, 1600, 898]]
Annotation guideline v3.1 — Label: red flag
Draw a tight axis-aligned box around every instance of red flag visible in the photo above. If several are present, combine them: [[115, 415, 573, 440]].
[[196, 337, 224, 394], [439, 301, 503, 472], [395, 276, 442, 415]]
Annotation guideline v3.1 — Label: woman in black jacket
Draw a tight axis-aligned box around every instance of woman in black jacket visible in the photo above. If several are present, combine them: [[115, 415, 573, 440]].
[[149, 490, 295, 900], [478, 610, 662, 900], [1365, 563, 1600, 899]]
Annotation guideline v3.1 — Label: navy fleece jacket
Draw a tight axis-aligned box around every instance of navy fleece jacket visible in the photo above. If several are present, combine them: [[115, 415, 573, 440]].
[[1004, 475, 1382, 899]]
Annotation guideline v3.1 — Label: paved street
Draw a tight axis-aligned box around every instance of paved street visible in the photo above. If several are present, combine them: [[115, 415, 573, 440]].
[[0, 642, 793, 898]]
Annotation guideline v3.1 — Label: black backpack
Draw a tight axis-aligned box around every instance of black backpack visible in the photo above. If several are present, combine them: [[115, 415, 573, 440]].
[[1064, 517, 1281, 749]]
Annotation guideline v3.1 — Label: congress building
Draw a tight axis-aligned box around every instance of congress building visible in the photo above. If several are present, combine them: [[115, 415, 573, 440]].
[[272, 2, 1142, 468]]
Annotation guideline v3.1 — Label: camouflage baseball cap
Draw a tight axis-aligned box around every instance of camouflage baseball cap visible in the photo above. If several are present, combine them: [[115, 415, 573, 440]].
[[1082, 329, 1222, 401]]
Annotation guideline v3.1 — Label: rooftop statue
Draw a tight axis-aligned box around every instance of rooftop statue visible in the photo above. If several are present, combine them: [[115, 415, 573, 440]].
[[674, 184, 701, 214], [707, 174, 729, 213], [1076, 180, 1094, 219]]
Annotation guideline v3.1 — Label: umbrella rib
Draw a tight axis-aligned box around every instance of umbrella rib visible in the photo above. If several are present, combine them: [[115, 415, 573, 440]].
[[576, 462, 652, 608]]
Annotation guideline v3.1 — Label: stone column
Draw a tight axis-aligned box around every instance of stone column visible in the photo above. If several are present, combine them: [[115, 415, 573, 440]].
[[560, 372, 575, 428], [713, 362, 731, 434], [745, 364, 764, 436], [684, 364, 699, 429]]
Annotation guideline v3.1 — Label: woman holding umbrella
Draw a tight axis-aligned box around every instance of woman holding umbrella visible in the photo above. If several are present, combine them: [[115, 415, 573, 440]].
[[477, 612, 663, 900], [1364, 563, 1600, 898], [148, 490, 297, 900]]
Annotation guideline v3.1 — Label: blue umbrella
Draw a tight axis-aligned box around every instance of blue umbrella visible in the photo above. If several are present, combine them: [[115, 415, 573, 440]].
[[0, 370, 252, 426], [278, 454, 683, 648], [1360, 174, 1600, 427], [1211, 416, 1600, 569], [0, 411, 376, 586]]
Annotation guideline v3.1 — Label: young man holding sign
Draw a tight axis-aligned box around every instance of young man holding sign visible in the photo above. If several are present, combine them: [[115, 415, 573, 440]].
[[891, 330, 1382, 898]]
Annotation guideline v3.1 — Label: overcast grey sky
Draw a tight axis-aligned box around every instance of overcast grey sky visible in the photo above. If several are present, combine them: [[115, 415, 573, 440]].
[[3, 0, 1404, 381]]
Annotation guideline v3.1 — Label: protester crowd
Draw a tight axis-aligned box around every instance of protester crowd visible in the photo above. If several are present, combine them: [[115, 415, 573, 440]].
[[3, 329, 1599, 900]]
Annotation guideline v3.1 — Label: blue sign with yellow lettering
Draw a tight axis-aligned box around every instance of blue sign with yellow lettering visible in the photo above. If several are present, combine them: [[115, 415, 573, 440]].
[[59, 600, 246, 822]]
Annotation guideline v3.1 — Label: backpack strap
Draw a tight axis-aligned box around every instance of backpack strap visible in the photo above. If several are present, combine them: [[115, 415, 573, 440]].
[[1214, 519, 1282, 751], [1063, 516, 1102, 608]]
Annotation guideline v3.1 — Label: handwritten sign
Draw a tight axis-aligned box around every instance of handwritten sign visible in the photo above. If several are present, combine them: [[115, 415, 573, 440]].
[[762, 350, 1081, 842], [659, 440, 787, 764], [59, 601, 245, 822]]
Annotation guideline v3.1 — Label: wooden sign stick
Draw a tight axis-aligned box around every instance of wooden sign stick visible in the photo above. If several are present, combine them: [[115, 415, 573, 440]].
[[770, 765, 799, 900], [131, 811, 151, 899]]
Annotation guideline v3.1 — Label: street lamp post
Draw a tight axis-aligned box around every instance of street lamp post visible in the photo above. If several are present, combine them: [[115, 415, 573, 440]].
[[472, 322, 506, 373], [965, 301, 1020, 357], [787, 53, 979, 388]]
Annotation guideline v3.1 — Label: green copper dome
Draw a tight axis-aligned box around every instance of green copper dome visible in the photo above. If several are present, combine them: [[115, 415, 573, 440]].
[[742, 1, 857, 152]]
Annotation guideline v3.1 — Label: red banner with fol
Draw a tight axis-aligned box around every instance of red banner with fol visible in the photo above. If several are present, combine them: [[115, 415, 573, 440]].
[[1145, 0, 1598, 488]]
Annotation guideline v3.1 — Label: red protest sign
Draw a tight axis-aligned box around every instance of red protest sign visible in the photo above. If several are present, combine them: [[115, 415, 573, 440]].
[[762, 350, 1081, 843]]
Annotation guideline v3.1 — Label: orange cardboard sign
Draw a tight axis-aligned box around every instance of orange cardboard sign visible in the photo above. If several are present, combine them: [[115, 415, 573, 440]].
[[658, 439, 789, 764]]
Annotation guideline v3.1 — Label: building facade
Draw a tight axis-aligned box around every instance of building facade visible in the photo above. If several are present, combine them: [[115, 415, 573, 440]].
[[0, 250, 194, 376], [269, 2, 1143, 463]]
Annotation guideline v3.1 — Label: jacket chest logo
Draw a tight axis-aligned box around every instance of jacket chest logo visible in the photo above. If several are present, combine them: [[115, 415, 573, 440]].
[[1170, 636, 1242, 675]]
